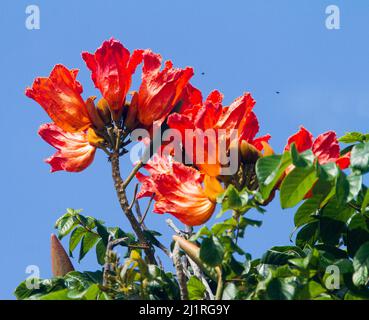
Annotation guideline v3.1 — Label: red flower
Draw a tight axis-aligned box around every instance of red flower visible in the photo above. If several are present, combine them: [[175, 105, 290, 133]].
[[38, 123, 96, 173], [136, 155, 223, 226], [82, 38, 143, 113], [25, 65, 91, 133], [168, 90, 272, 176], [135, 50, 194, 127], [285, 126, 350, 169]]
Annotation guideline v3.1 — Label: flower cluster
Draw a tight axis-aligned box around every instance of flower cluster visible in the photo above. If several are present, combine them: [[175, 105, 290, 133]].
[[26, 38, 351, 226]]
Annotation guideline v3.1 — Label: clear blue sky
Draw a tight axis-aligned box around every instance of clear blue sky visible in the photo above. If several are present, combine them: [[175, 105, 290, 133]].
[[1, 0, 369, 299]]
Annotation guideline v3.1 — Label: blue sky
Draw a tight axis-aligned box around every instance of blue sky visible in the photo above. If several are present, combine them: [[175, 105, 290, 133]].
[[1, 0, 369, 299]]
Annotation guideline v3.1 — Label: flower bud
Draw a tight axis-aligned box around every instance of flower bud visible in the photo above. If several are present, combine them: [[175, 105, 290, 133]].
[[96, 98, 112, 125], [124, 92, 138, 131], [86, 96, 105, 130], [240, 140, 262, 163], [87, 127, 104, 147], [51, 234, 74, 277]]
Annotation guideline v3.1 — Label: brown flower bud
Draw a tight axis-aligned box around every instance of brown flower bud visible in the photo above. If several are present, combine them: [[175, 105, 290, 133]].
[[96, 98, 112, 125], [86, 96, 105, 130], [124, 92, 138, 131], [240, 140, 262, 163], [51, 234, 74, 277]]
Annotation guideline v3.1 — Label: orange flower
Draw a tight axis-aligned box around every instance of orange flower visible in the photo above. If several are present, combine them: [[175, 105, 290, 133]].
[[38, 123, 96, 173], [82, 38, 143, 113], [136, 155, 223, 226], [168, 88, 272, 176], [25, 65, 91, 133], [135, 50, 194, 127]]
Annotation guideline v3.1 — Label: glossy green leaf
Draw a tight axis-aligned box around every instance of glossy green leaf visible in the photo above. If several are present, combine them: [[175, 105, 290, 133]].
[[280, 166, 318, 208], [200, 236, 224, 267], [187, 276, 206, 300]]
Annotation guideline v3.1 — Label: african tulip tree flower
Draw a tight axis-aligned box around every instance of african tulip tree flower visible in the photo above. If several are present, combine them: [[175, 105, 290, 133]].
[[133, 50, 194, 128], [38, 123, 96, 172], [82, 38, 143, 114], [168, 88, 272, 176], [25, 64, 91, 133], [136, 155, 224, 226], [285, 126, 351, 170]]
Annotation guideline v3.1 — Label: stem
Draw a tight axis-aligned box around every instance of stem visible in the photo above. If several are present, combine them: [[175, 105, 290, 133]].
[[173, 241, 189, 300], [110, 153, 157, 265], [215, 267, 224, 300]]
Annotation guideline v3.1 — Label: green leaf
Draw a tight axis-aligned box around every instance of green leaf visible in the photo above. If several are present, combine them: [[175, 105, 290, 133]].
[[347, 214, 369, 257], [222, 282, 238, 300], [38, 289, 73, 300], [336, 172, 362, 206], [296, 222, 319, 248], [256, 152, 292, 199], [261, 246, 305, 265], [266, 278, 296, 300], [79, 232, 99, 262], [352, 242, 369, 287], [291, 143, 314, 168], [200, 237, 224, 267], [294, 195, 321, 228], [217, 185, 248, 215], [351, 142, 369, 174], [361, 189, 369, 214], [339, 132, 369, 144], [69, 227, 86, 257], [280, 166, 318, 208], [95, 239, 107, 266], [187, 276, 206, 300]]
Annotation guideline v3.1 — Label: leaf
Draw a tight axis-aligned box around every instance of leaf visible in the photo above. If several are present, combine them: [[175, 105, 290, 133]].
[[352, 242, 369, 287], [266, 278, 296, 300], [336, 172, 362, 206], [339, 132, 369, 144], [351, 142, 369, 174], [95, 239, 107, 266], [280, 166, 318, 208], [347, 214, 369, 257], [69, 227, 86, 257], [296, 222, 319, 248], [217, 185, 248, 215], [294, 195, 321, 228], [261, 246, 304, 265], [187, 276, 206, 300], [79, 232, 99, 262], [256, 152, 292, 199], [38, 289, 73, 300], [361, 189, 369, 214], [222, 282, 238, 300], [200, 237, 224, 267], [291, 143, 315, 168], [57, 216, 76, 239]]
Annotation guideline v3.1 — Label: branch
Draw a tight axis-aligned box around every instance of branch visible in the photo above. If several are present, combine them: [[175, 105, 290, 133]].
[[110, 153, 157, 265]]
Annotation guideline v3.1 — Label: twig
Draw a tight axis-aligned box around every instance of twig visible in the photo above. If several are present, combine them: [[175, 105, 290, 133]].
[[122, 161, 144, 190], [166, 219, 186, 237], [173, 242, 189, 300], [140, 194, 154, 225], [128, 184, 139, 211]]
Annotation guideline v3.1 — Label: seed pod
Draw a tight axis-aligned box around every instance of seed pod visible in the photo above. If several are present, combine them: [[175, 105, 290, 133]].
[[86, 96, 105, 130], [51, 234, 74, 277], [96, 98, 112, 125]]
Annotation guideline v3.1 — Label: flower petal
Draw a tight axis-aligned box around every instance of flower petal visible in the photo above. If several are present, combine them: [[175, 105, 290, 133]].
[[26, 65, 91, 133], [312, 131, 340, 164], [39, 123, 96, 172], [82, 38, 143, 111], [137, 155, 217, 226], [285, 126, 313, 153], [137, 50, 194, 127]]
